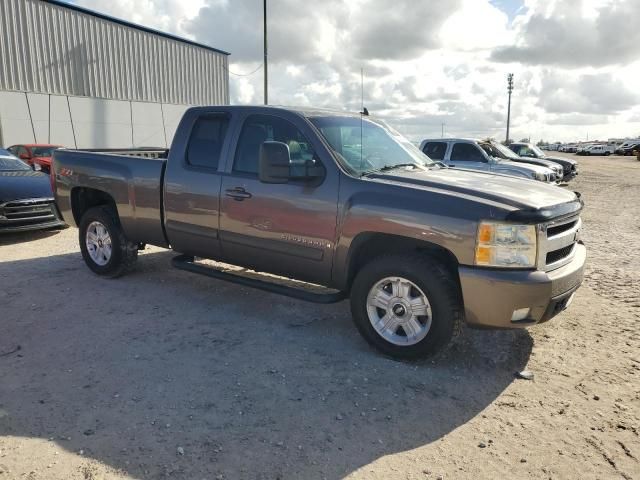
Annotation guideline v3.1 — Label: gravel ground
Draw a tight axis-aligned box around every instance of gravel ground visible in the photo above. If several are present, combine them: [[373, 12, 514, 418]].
[[0, 153, 639, 480]]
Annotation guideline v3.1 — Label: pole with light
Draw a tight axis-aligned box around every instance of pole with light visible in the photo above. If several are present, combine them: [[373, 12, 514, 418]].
[[505, 73, 513, 144]]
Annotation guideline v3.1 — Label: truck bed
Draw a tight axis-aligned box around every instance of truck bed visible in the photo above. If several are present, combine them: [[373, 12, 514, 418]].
[[53, 149, 168, 247]]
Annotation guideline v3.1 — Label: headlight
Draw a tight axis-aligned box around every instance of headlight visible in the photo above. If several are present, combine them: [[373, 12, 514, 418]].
[[532, 172, 548, 181], [475, 222, 537, 268]]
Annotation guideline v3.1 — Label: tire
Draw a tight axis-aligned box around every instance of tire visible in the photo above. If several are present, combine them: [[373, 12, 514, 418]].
[[79, 206, 138, 278], [350, 253, 462, 360]]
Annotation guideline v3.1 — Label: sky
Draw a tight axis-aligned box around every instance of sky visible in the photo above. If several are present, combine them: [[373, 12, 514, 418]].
[[68, 0, 640, 143]]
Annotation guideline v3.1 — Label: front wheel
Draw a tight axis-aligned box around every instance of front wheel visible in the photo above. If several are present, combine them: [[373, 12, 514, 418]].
[[79, 206, 138, 278], [350, 254, 462, 359]]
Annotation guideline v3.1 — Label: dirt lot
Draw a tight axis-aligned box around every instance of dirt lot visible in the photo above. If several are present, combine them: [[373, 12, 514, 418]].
[[0, 153, 639, 480]]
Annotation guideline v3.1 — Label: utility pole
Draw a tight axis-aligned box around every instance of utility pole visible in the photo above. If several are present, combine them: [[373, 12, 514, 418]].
[[263, 0, 268, 105], [441, 122, 445, 138], [505, 73, 513, 144]]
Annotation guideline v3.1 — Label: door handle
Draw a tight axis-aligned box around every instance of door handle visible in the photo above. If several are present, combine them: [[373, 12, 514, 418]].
[[225, 187, 252, 201]]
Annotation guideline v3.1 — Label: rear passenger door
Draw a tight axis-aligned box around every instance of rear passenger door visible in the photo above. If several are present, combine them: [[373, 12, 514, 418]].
[[163, 113, 230, 258], [448, 143, 489, 172]]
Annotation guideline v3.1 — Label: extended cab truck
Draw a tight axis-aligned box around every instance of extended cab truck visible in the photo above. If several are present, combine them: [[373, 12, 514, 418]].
[[53, 106, 586, 359]]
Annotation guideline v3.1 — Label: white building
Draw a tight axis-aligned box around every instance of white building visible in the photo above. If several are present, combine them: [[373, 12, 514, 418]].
[[0, 0, 230, 148]]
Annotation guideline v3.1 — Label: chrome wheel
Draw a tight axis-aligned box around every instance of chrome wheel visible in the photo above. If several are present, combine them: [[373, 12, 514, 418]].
[[366, 276, 432, 346], [86, 221, 112, 266]]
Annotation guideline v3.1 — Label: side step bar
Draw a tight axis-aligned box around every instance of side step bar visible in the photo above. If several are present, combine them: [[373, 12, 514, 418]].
[[171, 254, 347, 304]]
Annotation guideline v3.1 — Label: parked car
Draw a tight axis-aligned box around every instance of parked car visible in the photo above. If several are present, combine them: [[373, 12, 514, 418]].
[[575, 144, 594, 155], [508, 142, 578, 182], [53, 106, 586, 359], [7, 144, 63, 173], [0, 149, 66, 233], [484, 139, 564, 180], [615, 139, 640, 155], [580, 144, 615, 156], [619, 143, 640, 156], [420, 138, 557, 183]]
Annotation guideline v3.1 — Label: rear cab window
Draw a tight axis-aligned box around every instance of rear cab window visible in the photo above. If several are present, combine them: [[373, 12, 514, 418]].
[[186, 114, 230, 170]]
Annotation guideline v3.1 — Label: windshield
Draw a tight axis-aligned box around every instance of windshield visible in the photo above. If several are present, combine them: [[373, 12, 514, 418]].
[[530, 145, 546, 157], [490, 141, 521, 160], [309, 116, 432, 175], [31, 146, 59, 157], [0, 155, 32, 171]]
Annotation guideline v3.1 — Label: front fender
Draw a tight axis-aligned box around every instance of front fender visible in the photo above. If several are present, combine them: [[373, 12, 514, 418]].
[[331, 186, 489, 290]]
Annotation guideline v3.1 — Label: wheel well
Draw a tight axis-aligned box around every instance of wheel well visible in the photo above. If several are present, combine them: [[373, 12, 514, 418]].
[[71, 187, 117, 225], [346, 233, 460, 288]]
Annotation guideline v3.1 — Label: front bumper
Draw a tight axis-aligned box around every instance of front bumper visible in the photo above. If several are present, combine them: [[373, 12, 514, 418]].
[[458, 243, 586, 329]]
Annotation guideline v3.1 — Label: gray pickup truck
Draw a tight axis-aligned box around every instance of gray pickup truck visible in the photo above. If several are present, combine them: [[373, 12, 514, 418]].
[[53, 106, 586, 359]]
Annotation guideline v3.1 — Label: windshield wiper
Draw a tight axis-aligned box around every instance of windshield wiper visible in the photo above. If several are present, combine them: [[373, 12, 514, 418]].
[[361, 163, 423, 176]]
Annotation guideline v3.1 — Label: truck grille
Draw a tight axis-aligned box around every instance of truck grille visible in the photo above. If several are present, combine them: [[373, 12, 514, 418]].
[[539, 215, 581, 271], [546, 244, 575, 264], [547, 220, 577, 237], [0, 198, 58, 228]]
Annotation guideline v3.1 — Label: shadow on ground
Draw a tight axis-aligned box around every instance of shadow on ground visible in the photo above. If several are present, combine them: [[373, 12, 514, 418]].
[[0, 228, 64, 246], [0, 250, 532, 479]]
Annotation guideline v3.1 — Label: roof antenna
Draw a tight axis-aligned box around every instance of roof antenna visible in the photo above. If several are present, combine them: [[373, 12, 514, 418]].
[[360, 68, 369, 116]]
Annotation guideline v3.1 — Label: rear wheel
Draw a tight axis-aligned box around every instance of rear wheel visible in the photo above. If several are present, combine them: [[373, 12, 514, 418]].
[[79, 206, 138, 278], [350, 254, 462, 359]]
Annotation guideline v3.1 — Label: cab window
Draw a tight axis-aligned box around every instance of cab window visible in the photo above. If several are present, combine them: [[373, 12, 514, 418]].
[[450, 143, 486, 162], [233, 114, 315, 175], [423, 142, 447, 160]]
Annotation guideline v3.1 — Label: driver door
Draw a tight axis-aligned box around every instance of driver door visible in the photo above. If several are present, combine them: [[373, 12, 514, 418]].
[[218, 113, 339, 285]]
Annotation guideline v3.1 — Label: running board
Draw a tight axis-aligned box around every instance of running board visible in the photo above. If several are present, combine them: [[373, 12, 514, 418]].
[[171, 254, 347, 304]]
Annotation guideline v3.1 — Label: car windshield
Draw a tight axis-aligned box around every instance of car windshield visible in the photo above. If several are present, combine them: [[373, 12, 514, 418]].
[[31, 146, 58, 157], [0, 155, 32, 171], [489, 141, 521, 160], [309, 115, 432, 175], [530, 145, 546, 157]]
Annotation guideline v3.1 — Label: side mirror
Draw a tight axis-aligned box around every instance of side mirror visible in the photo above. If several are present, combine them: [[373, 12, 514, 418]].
[[259, 141, 291, 184], [32, 163, 42, 172]]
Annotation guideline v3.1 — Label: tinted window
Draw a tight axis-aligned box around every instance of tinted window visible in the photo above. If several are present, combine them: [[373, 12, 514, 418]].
[[423, 142, 447, 160], [32, 147, 59, 157], [186, 115, 229, 170], [450, 143, 485, 162], [234, 114, 315, 175]]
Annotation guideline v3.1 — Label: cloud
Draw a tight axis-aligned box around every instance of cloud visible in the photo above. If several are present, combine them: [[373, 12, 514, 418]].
[[538, 72, 639, 114], [73, 0, 640, 142], [350, 0, 462, 60], [185, 0, 349, 64], [491, 0, 640, 67]]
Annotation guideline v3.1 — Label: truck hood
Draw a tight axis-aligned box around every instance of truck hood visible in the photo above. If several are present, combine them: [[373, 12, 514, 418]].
[[508, 157, 560, 169], [544, 155, 576, 166], [0, 170, 53, 203], [367, 166, 578, 211]]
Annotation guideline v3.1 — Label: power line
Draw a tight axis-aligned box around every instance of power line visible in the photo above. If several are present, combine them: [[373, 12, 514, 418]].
[[223, 62, 263, 77]]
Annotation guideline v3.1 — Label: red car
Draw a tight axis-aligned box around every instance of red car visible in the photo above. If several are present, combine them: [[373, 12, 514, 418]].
[[7, 144, 63, 174]]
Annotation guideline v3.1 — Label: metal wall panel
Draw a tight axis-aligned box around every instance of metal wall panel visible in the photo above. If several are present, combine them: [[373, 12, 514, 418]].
[[0, 0, 230, 105]]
